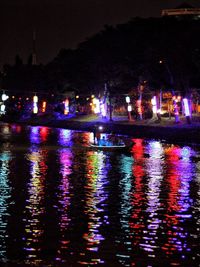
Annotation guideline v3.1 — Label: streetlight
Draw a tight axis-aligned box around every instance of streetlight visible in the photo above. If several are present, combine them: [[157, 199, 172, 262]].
[[125, 96, 133, 121], [0, 92, 9, 115]]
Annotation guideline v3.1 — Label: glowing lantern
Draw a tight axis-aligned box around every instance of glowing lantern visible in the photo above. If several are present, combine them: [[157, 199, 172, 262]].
[[127, 105, 132, 112], [0, 104, 6, 112], [33, 106, 38, 114], [151, 96, 157, 114], [126, 96, 130, 103], [64, 98, 69, 115], [42, 101, 47, 113], [136, 99, 142, 118], [33, 95, 38, 114], [33, 95, 38, 103], [183, 98, 190, 117], [172, 95, 180, 123], [2, 93, 9, 101], [92, 98, 100, 114], [100, 101, 106, 117], [183, 98, 191, 124]]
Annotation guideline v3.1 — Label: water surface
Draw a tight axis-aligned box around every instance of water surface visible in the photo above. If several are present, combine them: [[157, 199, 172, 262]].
[[0, 123, 199, 266]]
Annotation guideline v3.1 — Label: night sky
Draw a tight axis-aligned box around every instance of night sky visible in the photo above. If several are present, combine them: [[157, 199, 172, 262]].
[[1, 0, 200, 67]]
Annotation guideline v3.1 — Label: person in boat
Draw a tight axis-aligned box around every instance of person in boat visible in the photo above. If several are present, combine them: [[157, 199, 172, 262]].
[[98, 136, 106, 146], [93, 126, 101, 144], [96, 131, 101, 144], [107, 133, 125, 146], [116, 137, 124, 145], [108, 133, 118, 145]]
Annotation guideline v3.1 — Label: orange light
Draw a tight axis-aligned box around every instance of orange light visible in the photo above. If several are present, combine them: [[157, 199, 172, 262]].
[[42, 101, 46, 112]]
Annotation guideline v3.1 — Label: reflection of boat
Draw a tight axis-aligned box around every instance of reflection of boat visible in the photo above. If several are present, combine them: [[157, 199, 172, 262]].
[[89, 142, 129, 152]]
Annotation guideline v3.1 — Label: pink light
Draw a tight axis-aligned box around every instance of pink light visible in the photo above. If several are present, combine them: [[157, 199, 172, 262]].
[[136, 100, 142, 115]]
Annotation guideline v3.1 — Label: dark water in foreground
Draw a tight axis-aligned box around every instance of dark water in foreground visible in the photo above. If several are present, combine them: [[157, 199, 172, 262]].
[[0, 122, 200, 266]]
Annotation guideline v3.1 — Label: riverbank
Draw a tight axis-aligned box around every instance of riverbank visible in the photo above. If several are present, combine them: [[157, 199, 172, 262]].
[[1, 113, 200, 143]]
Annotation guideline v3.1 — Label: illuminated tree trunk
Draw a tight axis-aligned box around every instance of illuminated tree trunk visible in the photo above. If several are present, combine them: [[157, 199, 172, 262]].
[[172, 97, 180, 123], [137, 83, 144, 120], [159, 60, 180, 123]]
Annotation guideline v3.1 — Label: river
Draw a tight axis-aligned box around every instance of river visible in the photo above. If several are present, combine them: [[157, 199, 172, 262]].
[[0, 122, 199, 266]]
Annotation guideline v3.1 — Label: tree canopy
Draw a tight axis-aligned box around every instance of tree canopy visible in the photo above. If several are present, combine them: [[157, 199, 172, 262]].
[[2, 16, 200, 96]]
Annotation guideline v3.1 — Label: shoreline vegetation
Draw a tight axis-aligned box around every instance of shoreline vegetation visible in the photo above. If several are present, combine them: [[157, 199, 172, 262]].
[[1, 113, 200, 144]]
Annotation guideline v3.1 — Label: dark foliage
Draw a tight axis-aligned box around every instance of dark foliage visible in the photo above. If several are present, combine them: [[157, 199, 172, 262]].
[[1, 16, 200, 97]]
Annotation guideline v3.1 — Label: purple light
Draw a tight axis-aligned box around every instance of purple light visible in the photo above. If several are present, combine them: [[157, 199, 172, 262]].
[[183, 98, 190, 117]]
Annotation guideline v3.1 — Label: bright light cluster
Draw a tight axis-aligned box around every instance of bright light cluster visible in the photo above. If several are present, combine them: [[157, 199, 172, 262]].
[[33, 95, 38, 114]]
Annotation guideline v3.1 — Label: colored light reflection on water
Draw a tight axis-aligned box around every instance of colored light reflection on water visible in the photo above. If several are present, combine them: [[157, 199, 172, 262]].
[[0, 151, 12, 260], [78, 151, 109, 265], [23, 147, 48, 265], [55, 148, 73, 263], [58, 129, 73, 146], [30, 126, 50, 144], [0, 124, 200, 266]]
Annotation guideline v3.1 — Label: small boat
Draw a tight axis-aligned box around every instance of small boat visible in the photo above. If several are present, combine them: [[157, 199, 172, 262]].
[[91, 125, 131, 152]]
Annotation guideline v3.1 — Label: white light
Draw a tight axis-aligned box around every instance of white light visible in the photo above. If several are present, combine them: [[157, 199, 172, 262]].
[[33, 106, 38, 114], [100, 102, 106, 117], [128, 104, 132, 112], [151, 96, 157, 114], [2, 93, 9, 101], [33, 95, 38, 103], [0, 104, 6, 112], [64, 99, 69, 114], [93, 98, 100, 113], [126, 96, 130, 103]]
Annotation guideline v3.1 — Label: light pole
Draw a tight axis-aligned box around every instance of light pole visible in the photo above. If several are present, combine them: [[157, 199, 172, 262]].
[[125, 96, 133, 121]]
